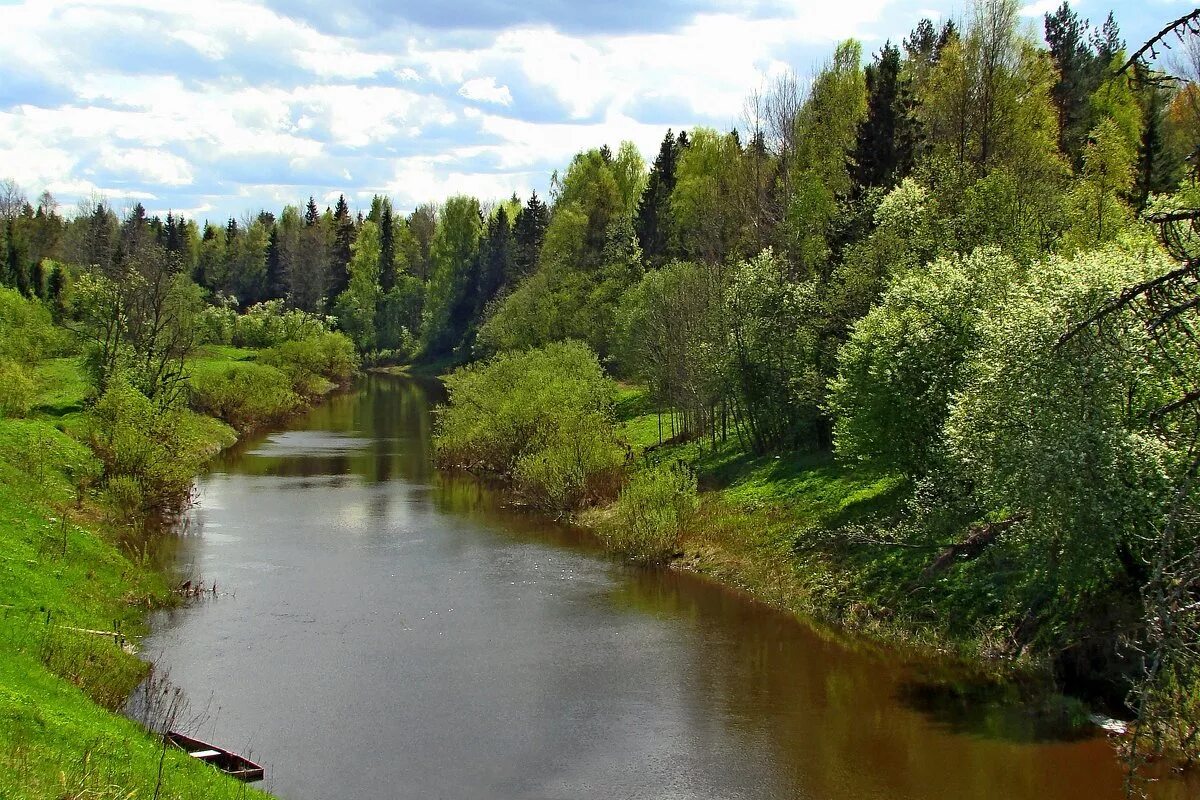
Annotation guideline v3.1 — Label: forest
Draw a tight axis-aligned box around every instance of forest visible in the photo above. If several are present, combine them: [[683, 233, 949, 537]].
[[2, 0, 1200, 782]]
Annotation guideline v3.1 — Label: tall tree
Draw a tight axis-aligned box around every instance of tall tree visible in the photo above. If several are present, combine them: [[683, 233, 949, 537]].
[[329, 194, 355, 299], [1044, 2, 1097, 164], [421, 196, 483, 355], [513, 191, 549, 279], [854, 42, 921, 190], [635, 129, 682, 268]]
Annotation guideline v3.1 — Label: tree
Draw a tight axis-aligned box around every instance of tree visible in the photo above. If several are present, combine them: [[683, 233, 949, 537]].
[[513, 191, 549, 278], [671, 128, 747, 265], [635, 129, 682, 267], [1044, 2, 1097, 164], [475, 205, 516, 317], [421, 196, 482, 355], [854, 42, 921, 191], [335, 219, 382, 351], [329, 194, 355, 299], [726, 249, 825, 451], [828, 247, 1021, 475], [379, 199, 396, 291]]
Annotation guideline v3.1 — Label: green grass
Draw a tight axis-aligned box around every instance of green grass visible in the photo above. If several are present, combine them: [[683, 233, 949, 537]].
[[31, 357, 91, 418], [1, 348, 269, 799]]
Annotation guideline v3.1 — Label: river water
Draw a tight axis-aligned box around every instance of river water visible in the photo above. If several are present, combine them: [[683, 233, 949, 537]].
[[143, 375, 1195, 800]]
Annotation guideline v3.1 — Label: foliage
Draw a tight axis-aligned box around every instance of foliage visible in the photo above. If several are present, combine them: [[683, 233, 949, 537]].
[[85, 379, 223, 517], [829, 247, 1022, 476], [188, 360, 301, 431], [0, 285, 67, 362], [726, 249, 825, 451], [230, 299, 330, 347], [435, 341, 624, 513], [0, 359, 37, 419], [258, 330, 358, 392], [602, 461, 697, 563]]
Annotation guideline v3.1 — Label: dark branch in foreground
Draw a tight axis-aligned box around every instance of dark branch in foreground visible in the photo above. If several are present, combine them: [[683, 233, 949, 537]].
[[1118, 10, 1200, 75]]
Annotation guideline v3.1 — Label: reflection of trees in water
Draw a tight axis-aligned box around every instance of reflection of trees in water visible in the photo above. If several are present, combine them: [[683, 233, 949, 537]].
[[606, 566, 1148, 800]]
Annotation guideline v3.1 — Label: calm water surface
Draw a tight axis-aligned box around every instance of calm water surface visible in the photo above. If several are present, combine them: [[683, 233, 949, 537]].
[[143, 375, 1195, 800]]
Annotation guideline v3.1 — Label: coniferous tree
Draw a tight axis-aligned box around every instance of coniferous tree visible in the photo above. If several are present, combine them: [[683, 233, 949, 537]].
[[305, 196, 321, 227], [475, 205, 516, 317], [4, 219, 29, 295], [1133, 80, 1174, 209], [265, 225, 286, 300], [380, 204, 395, 292], [513, 191, 549, 279], [635, 129, 682, 268], [854, 42, 921, 190], [1045, 2, 1097, 164], [330, 194, 355, 298]]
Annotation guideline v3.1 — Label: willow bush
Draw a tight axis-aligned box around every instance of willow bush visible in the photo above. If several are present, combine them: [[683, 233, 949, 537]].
[[435, 341, 624, 514]]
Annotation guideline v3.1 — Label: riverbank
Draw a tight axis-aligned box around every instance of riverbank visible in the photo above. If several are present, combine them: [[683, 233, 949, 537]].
[[577, 386, 1027, 672], [0, 347, 347, 799]]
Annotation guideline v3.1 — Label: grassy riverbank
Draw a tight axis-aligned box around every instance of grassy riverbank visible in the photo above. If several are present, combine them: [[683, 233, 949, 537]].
[[600, 385, 997, 663], [0, 345, 352, 799]]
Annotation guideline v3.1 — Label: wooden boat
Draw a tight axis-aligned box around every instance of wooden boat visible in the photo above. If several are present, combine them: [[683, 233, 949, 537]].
[[166, 731, 265, 782]]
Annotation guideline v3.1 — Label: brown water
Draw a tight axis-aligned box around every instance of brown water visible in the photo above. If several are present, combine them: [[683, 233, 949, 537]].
[[143, 374, 1196, 800]]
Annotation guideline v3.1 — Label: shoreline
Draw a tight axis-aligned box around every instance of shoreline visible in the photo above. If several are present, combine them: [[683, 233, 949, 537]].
[[0, 352, 348, 799]]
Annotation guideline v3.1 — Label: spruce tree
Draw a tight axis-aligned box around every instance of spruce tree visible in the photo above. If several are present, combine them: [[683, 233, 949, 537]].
[[380, 203, 396, 292], [330, 194, 355, 298], [305, 196, 320, 227], [635, 129, 682, 268], [513, 191, 549, 278], [854, 42, 920, 191], [265, 226, 286, 300], [1134, 81, 1175, 209]]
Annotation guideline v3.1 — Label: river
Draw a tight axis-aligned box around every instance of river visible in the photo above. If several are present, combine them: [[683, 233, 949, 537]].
[[142, 374, 1195, 800]]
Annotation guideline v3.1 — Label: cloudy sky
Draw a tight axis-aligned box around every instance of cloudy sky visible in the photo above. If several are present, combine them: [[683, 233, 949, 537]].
[[0, 0, 1185, 224]]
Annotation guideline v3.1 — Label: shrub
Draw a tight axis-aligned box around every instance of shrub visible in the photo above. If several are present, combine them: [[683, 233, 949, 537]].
[[436, 341, 624, 513], [0, 286, 66, 362], [197, 304, 236, 345], [602, 462, 697, 563], [86, 380, 211, 517], [231, 300, 330, 348], [259, 331, 358, 393], [0, 359, 37, 418], [188, 361, 301, 431]]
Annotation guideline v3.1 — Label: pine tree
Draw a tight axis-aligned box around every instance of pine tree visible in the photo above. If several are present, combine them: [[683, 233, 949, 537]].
[[854, 42, 920, 190], [380, 202, 396, 292], [330, 194, 355, 298], [305, 196, 320, 227], [635, 129, 682, 268], [265, 225, 286, 299], [513, 191, 549, 279], [1045, 2, 1096, 164]]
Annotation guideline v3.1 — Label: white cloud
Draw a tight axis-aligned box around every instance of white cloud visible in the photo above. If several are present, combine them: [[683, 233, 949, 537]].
[[1019, 0, 1060, 17], [458, 77, 513, 106]]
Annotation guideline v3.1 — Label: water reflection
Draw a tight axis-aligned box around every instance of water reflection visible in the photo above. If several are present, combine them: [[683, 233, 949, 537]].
[[141, 374, 1196, 800]]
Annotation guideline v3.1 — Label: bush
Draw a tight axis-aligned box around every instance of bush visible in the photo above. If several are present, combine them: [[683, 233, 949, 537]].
[[86, 380, 212, 517], [259, 331, 358, 394], [188, 361, 301, 431], [230, 300, 330, 348], [436, 341, 625, 514], [0, 286, 66, 362], [602, 462, 697, 563], [0, 359, 37, 418], [196, 305, 236, 345]]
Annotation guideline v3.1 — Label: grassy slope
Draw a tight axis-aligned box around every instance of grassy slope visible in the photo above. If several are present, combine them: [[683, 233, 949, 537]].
[[0, 355, 267, 800], [610, 385, 984, 659]]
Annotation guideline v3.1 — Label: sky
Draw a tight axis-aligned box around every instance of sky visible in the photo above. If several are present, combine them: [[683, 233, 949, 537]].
[[0, 0, 1188, 225]]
